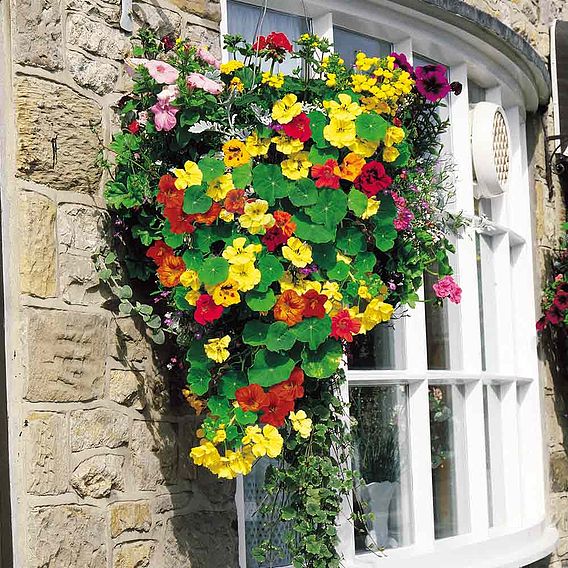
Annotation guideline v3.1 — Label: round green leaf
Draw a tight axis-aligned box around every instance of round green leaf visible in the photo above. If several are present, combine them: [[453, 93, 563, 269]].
[[207, 395, 231, 419], [266, 321, 297, 352], [392, 142, 411, 167], [187, 367, 211, 396], [292, 212, 336, 244], [183, 185, 212, 214], [257, 254, 284, 291], [373, 194, 398, 252], [327, 261, 350, 280], [252, 164, 289, 205], [232, 163, 252, 189], [307, 111, 327, 148], [246, 289, 276, 311], [308, 146, 339, 165], [337, 227, 366, 255], [182, 250, 203, 271], [248, 350, 295, 387], [235, 407, 259, 425], [198, 157, 225, 183], [347, 189, 368, 216], [219, 371, 248, 399], [352, 252, 376, 278], [198, 257, 229, 286], [355, 113, 388, 142], [312, 243, 338, 270], [162, 220, 184, 248], [301, 339, 343, 379], [306, 189, 347, 228], [291, 316, 332, 350], [289, 178, 318, 206], [242, 320, 270, 346]]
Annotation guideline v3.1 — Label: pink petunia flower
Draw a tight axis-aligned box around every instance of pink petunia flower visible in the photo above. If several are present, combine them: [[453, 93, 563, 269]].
[[433, 275, 462, 304], [150, 100, 179, 132], [197, 47, 221, 69], [124, 57, 150, 77], [145, 60, 179, 84], [187, 72, 224, 95], [157, 84, 179, 105]]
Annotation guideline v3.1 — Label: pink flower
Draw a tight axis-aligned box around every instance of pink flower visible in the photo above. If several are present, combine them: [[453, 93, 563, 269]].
[[145, 60, 179, 84], [197, 47, 221, 69], [433, 275, 462, 304], [150, 101, 179, 132], [187, 72, 224, 95], [157, 84, 179, 105], [124, 57, 150, 77], [138, 111, 148, 125]]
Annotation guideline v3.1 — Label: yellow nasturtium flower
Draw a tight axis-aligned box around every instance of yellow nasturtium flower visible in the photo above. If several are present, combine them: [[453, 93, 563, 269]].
[[271, 133, 304, 155], [222, 139, 250, 167], [282, 237, 313, 268], [239, 200, 275, 235], [222, 237, 262, 265], [206, 174, 234, 201], [348, 137, 379, 158], [272, 93, 303, 124], [211, 279, 241, 307], [180, 269, 200, 290], [190, 441, 220, 468], [384, 126, 405, 147], [361, 196, 380, 219], [383, 146, 400, 163], [228, 262, 262, 291], [204, 335, 231, 363], [323, 118, 357, 149], [289, 410, 313, 439], [243, 425, 283, 458], [173, 160, 203, 190], [323, 93, 362, 121], [281, 151, 312, 180], [212, 425, 227, 444], [245, 131, 271, 157], [360, 299, 394, 333]]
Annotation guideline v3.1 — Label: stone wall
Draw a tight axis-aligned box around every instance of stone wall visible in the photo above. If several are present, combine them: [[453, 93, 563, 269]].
[[2, 0, 238, 566]]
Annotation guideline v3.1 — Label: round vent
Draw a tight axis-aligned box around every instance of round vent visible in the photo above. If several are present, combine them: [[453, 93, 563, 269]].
[[470, 102, 511, 199]]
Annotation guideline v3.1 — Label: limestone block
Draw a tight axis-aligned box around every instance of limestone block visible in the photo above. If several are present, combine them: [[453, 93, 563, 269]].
[[132, 3, 182, 36], [109, 369, 144, 408], [551, 452, 568, 492], [109, 501, 151, 538], [70, 408, 129, 452], [113, 541, 155, 568], [13, 0, 63, 70], [24, 309, 107, 402], [110, 317, 152, 364], [68, 50, 119, 96], [160, 512, 238, 567], [71, 454, 125, 498], [59, 252, 102, 305], [19, 191, 57, 298], [67, 0, 122, 26], [130, 421, 177, 490], [28, 504, 107, 568], [170, 0, 221, 22], [151, 491, 191, 515], [16, 77, 102, 193], [67, 13, 130, 60], [58, 203, 107, 253], [182, 23, 221, 58], [178, 420, 198, 481], [25, 411, 68, 495]]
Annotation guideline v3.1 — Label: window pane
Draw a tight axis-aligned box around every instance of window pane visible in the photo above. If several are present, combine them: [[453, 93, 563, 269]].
[[347, 319, 405, 370], [350, 385, 413, 550], [429, 384, 469, 538], [227, 0, 309, 75], [333, 27, 391, 69], [424, 271, 451, 370], [243, 458, 291, 568]]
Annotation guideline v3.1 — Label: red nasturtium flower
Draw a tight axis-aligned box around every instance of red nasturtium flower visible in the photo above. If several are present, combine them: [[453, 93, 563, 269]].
[[163, 201, 196, 234], [192, 202, 222, 225], [259, 391, 294, 427], [157, 173, 180, 205], [270, 367, 305, 401], [194, 294, 224, 325], [273, 210, 296, 237], [302, 289, 327, 319], [354, 161, 392, 197], [157, 255, 186, 287], [235, 384, 269, 412], [331, 309, 361, 342], [146, 240, 174, 266], [311, 159, 341, 189], [273, 290, 306, 326], [262, 226, 287, 252], [283, 112, 312, 142], [224, 189, 246, 214]]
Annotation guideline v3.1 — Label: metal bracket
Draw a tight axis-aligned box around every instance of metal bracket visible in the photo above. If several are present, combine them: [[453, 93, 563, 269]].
[[546, 134, 568, 177], [120, 0, 133, 33]]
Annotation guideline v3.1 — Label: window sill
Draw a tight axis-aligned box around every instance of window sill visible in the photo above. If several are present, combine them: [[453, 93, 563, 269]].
[[349, 522, 558, 568]]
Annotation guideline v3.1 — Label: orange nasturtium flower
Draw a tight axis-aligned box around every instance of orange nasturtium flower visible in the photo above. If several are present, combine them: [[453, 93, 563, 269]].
[[334, 152, 366, 181], [157, 255, 186, 287], [273, 289, 306, 326], [222, 139, 251, 167]]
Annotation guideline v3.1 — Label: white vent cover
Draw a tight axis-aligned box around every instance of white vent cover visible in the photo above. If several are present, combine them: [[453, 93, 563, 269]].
[[470, 102, 511, 199]]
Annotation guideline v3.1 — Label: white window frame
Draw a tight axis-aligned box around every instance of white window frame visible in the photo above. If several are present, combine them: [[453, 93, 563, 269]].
[[222, 1, 557, 566]]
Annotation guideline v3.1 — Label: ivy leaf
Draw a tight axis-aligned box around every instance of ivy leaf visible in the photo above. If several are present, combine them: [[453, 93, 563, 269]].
[[183, 185, 212, 214], [252, 164, 289, 205], [308, 146, 339, 165], [151, 329, 165, 345], [198, 257, 229, 286], [355, 113, 388, 142], [248, 350, 295, 387], [232, 163, 252, 188], [281, 506, 297, 521], [347, 189, 368, 216], [292, 212, 336, 243], [219, 371, 248, 399], [289, 178, 318, 206], [301, 339, 343, 379], [98, 268, 112, 281], [337, 227, 366, 255], [187, 367, 211, 396], [292, 316, 332, 350], [257, 255, 284, 291], [307, 111, 327, 148], [198, 157, 225, 183], [242, 320, 270, 346], [306, 189, 347, 228], [266, 321, 296, 352], [373, 194, 398, 252], [246, 289, 276, 311]]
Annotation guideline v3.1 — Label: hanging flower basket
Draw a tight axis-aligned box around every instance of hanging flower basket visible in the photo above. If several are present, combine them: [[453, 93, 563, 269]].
[[100, 28, 462, 566]]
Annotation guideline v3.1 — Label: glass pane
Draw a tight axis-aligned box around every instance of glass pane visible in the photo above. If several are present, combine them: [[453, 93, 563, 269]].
[[227, 0, 309, 75], [243, 458, 291, 568], [483, 384, 506, 528], [350, 385, 413, 551], [333, 27, 392, 69], [424, 271, 451, 370], [429, 384, 469, 538], [347, 319, 404, 370]]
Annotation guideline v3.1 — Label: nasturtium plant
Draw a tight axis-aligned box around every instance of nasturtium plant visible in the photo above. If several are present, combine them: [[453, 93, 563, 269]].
[[101, 27, 463, 567]]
